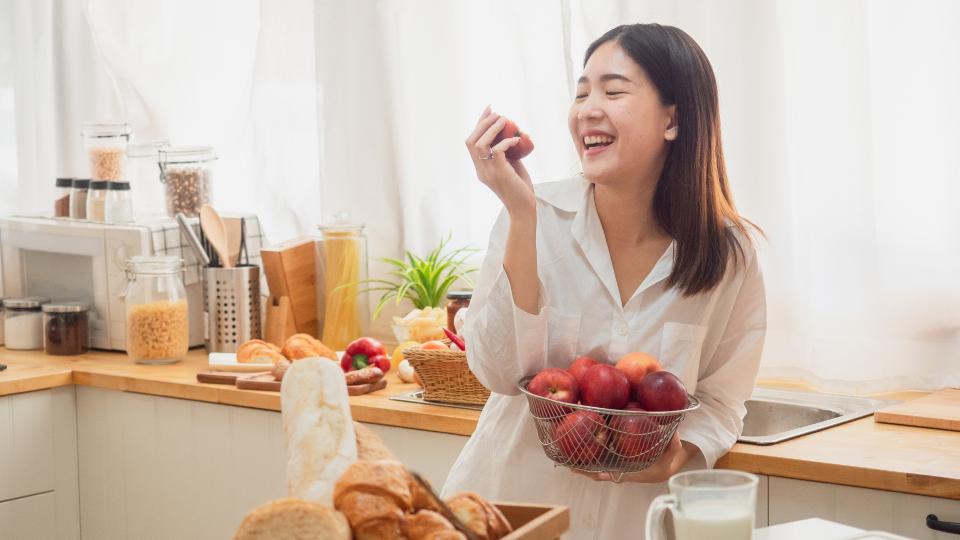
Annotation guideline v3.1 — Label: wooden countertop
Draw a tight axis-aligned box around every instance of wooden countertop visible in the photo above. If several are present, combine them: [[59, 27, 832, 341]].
[[2, 347, 959, 500]]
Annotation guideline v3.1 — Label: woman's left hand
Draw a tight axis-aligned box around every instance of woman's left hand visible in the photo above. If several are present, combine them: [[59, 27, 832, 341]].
[[571, 433, 701, 484]]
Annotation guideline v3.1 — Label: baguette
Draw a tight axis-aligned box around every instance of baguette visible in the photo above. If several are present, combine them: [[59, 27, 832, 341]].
[[281, 358, 357, 505]]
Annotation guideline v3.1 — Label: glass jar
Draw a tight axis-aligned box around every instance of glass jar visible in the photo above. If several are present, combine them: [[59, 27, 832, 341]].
[[0, 297, 5, 346], [316, 213, 368, 350], [43, 302, 90, 355], [3, 297, 50, 350], [123, 256, 190, 364], [86, 181, 109, 223], [70, 179, 90, 219], [159, 146, 216, 218], [446, 291, 472, 333], [127, 139, 168, 219], [106, 181, 134, 223], [55, 177, 73, 217], [81, 121, 130, 182]]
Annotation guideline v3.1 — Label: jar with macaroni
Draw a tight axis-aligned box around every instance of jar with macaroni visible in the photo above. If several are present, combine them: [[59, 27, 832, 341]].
[[123, 256, 189, 365]]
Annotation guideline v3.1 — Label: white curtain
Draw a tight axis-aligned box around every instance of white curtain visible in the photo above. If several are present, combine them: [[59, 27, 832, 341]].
[[4, 0, 959, 392]]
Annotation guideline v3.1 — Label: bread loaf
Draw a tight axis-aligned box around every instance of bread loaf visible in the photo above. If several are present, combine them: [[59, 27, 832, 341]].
[[401, 510, 464, 539], [232, 498, 350, 540], [446, 492, 512, 540], [281, 358, 358, 505], [282, 333, 337, 361]]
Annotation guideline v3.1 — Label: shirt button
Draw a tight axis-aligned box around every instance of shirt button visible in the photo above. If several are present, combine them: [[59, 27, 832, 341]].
[[617, 323, 628, 336]]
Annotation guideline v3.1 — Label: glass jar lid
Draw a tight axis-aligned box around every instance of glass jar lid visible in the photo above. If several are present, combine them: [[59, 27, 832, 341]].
[[81, 121, 131, 138], [317, 211, 365, 235], [42, 302, 90, 313], [56, 177, 74, 188], [90, 180, 109, 190], [127, 139, 170, 158], [3, 297, 51, 309], [127, 255, 183, 275], [73, 179, 91, 189], [108, 181, 131, 191], [446, 290, 473, 300], [159, 146, 217, 165]]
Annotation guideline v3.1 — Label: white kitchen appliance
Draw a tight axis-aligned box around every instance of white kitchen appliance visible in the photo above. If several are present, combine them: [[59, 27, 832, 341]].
[[0, 215, 264, 351]]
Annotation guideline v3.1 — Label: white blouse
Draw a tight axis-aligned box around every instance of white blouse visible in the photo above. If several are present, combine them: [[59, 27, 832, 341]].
[[440, 175, 767, 540]]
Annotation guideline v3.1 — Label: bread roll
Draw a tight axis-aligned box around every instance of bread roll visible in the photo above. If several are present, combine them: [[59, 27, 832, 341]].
[[333, 460, 414, 511], [353, 422, 397, 462], [446, 492, 512, 540], [401, 510, 463, 539], [282, 333, 337, 361], [237, 339, 285, 364], [281, 358, 358, 505], [232, 498, 350, 540]]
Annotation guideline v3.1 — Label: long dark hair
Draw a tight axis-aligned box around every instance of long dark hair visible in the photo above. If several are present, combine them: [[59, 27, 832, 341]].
[[585, 24, 759, 296]]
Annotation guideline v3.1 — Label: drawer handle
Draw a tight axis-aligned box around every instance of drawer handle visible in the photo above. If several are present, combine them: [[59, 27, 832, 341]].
[[927, 514, 960, 535]]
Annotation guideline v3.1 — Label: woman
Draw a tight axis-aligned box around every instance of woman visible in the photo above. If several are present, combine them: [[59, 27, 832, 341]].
[[441, 23, 766, 538]]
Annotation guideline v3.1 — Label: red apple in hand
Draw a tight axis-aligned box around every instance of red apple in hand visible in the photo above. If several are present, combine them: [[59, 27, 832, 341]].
[[615, 352, 662, 400], [492, 118, 535, 161], [608, 414, 660, 460], [635, 371, 689, 412], [580, 364, 630, 410], [567, 356, 598, 387], [554, 411, 608, 464]]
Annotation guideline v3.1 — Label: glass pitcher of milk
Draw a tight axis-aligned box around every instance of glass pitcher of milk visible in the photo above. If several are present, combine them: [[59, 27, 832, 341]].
[[646, 469, 758, 540]]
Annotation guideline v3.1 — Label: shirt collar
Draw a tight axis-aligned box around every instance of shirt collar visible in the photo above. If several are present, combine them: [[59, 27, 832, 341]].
[[534, 174, 591, 213]]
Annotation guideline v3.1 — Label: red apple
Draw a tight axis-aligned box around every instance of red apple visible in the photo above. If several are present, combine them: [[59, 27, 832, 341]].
[[553, 411, 608, 464], [615, 352, 662, 400], [567, 356, 598, 387], [635, 371, 689, 412], [527, 368, 579, 403], [608, 414, 660, 460], [625, 402, 645, 411], [580, 364, 630, 410]]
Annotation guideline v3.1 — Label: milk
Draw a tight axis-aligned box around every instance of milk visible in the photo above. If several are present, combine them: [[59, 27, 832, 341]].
[[673, 500, 753, 540]]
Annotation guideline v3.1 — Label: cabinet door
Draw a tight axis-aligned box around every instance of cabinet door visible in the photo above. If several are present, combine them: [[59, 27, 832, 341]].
[[0, 389, 56, 501], [769, 476, 960, 539], [0, 491, 57, 540]]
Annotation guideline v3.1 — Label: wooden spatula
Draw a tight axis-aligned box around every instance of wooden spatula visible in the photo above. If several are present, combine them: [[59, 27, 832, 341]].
[[200, 204, 232, 268]]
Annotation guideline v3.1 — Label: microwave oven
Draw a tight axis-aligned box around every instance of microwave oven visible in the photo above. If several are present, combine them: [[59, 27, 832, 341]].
[[0, 216, 209, 351]]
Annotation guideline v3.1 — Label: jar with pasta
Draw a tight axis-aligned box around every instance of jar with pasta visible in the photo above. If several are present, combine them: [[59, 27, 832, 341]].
[[316, 213, 368, 350], [81, 121, 130, 182], [123, 256, 189, 365]]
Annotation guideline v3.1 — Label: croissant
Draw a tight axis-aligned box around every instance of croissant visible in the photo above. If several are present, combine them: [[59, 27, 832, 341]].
[[281, 333, 337, 361], [237, 339, 286, 364], [446, 492, 512, 540]]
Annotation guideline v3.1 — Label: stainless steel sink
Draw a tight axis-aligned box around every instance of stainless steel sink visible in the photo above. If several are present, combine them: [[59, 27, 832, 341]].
[[738, 388, 899, 445]]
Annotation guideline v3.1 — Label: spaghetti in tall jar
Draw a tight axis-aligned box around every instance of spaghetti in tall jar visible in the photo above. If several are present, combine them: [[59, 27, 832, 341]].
[[317, 214, 368, 350]]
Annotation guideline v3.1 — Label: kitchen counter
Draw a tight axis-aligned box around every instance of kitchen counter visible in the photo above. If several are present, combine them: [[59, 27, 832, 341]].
[[2, 347, 959, 501]]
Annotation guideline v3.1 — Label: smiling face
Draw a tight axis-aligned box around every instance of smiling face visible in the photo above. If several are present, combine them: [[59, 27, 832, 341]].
[[569, 40, 676, 187]]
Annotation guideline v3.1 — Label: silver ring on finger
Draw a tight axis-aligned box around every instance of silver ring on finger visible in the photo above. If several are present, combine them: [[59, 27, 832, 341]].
[[478, 147, 495, 160]]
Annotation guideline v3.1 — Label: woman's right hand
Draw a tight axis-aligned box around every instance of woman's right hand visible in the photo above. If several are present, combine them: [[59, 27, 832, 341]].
[[466, 106, 536, 217]]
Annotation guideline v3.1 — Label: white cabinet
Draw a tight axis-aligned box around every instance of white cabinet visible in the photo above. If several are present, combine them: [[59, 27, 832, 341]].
[[0, 492, 57, 540], [75, 386, 470, 540], [0, 387, 80, 539], [769, 476, 960, 539]]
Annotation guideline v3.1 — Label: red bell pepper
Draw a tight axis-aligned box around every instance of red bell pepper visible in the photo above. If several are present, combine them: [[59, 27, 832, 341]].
[[341, 337, 391, 373]]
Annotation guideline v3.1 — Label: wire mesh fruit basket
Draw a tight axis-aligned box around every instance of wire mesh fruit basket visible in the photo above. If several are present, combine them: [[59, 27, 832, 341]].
[[517, 376, 700, 482]]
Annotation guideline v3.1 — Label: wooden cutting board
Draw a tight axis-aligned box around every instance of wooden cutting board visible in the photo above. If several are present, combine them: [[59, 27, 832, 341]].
[[874, 388, 960, 431], [234, 374, 387, 396], [196, 371, 269, 385]]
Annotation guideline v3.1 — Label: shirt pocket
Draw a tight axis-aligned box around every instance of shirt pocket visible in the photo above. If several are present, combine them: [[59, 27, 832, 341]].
[[660, 322, 709, 393], [546, 311, 581, 368]]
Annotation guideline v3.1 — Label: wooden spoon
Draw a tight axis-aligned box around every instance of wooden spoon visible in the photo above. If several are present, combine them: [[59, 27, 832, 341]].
[[199, 204, 232, 268]]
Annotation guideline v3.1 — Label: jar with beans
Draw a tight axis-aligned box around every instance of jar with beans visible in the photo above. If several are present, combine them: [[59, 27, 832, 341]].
[[158, 146, 216, 218], [43, 302, 90, 355]]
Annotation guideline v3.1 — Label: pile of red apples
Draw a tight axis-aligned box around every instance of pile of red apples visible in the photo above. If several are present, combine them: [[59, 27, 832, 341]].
[[525, 353, 689, 466]]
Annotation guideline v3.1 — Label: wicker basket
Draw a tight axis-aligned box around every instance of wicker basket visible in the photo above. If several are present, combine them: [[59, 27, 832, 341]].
[[403, 342, 490, 406], [518, 376, 700, 482]]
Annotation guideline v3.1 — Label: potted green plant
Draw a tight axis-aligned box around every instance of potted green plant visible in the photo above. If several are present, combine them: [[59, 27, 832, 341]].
[[356, 235, 477, 342]]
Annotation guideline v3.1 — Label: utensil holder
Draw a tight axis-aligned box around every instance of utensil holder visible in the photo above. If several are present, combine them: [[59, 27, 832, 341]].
[[204, 265, 261, 353]]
